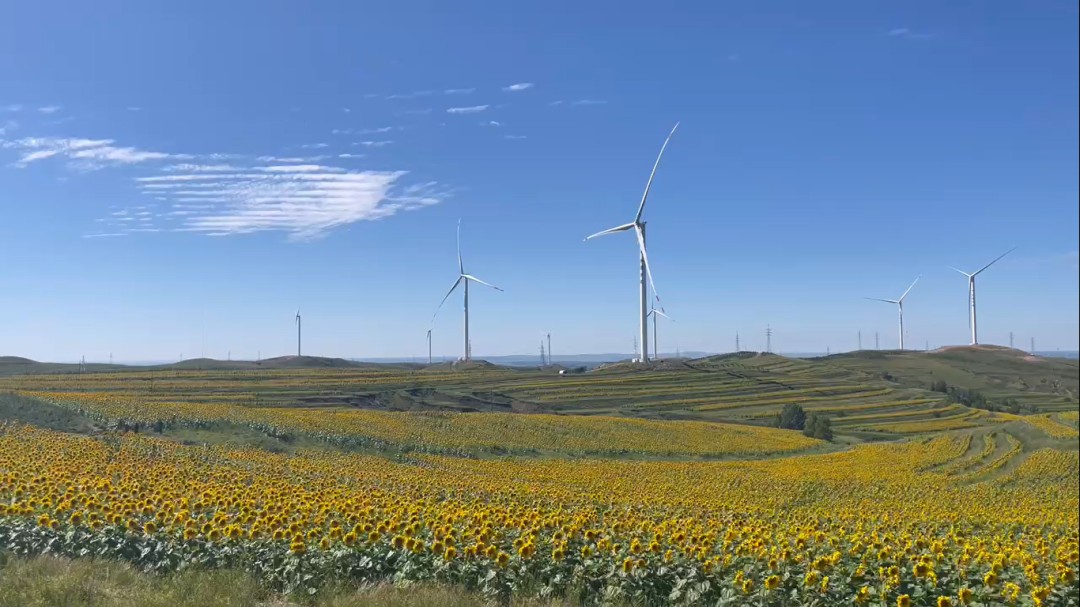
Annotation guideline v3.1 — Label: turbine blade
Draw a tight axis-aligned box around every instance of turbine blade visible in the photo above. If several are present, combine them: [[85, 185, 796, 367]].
[[584, 223, 635, 241], [634, 122, 680, 223], [865, 297, 899, 304], [635, 225, 661, 305], [431, 277, 463, 323], [457, 219, 464, 274], [973, 246, 1016, 276], [654, 309, 673, 321], [948, 266, 973, 277], [462, 274, 504, 291], [898, 275, 920, 302]]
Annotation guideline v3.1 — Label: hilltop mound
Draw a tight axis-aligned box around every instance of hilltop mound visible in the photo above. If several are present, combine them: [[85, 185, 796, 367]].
[[0, 356, 37, 365]]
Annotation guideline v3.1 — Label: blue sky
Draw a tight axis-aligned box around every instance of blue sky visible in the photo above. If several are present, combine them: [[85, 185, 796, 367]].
[[2, 0, 1077, 362]]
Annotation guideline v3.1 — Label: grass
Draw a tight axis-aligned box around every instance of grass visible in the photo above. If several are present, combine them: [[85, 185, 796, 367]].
[[0, 555, 572, 607], [0, 392, 98, 433]]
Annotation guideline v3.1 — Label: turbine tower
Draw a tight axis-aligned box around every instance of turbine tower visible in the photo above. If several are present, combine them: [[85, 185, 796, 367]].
[[647, 302, 672, 362], [426, 329, 432, 365], [585, 122, 679, 364], [546, 333, 552, 366], [949, 247, 1015, 346], [865, 276, 920, 350], [295, 309, 302, 357], [432, 220, 503, 362]]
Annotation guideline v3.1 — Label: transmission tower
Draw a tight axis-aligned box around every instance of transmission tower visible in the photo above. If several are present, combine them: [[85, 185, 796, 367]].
[[765, 325, 772, 354], [735, 332, 740, 352], [858, 330, 862, 351], [540, 341, 546, 366]]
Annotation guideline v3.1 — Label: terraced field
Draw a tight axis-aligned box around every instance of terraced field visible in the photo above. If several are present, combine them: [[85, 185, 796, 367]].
[[4, 348, 1073, 440]]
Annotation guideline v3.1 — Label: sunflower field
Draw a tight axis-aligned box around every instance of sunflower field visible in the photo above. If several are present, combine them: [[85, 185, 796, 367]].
[[1, 418, 1077, 606]]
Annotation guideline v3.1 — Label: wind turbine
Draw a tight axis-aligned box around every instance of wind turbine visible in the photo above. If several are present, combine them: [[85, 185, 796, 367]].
[[432, 220, 503, 362], [295, 310, 302, 357], [426, 329, 432, 365], [865, 276, 920, 350], [949, 247, 1015, 346], [584, 122, 679, 363], [647, 302, 672, 361]]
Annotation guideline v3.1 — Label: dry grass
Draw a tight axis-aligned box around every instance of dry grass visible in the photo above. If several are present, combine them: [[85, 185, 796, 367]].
[[0, 555, 574, 607]]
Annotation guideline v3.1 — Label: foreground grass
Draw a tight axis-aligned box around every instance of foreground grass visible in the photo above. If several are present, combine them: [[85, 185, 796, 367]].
[[0, 555, 570, 607]]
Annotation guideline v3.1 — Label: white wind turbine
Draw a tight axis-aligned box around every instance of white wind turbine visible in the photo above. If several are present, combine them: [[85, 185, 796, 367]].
[[432, 220, 503, 362], [647, 301, 673, 361], [294, 309, 302, 357], [865, 276, 920, 350], [584, 122, 680, 363], [949, 247, 1015, 346]]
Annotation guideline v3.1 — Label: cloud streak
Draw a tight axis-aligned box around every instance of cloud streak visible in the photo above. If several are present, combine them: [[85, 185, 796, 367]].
[[2, 136, 186, 168], [447, 105, 489, 114], [129, 167, 441, 240], [502, 83, 534, 92]]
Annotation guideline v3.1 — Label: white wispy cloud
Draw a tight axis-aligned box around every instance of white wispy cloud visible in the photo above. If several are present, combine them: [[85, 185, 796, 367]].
[[38, 105, 62, 114], [571, 99, 607, 106], [2, 136, 186, 168], [503, 82, 534, 92], [82, 233, 129, 239], [386, 90, 434, 100], [164, 163, 239, 172], [503, 135, 527, 140], [483, 121, 503, 127], [130, 167, 442, 240], [354, 140, 393, 147], [548, 100, 564, 107], [447, 105, 489, 114], [888, 27, 933, 39], [444, 88, 475, 95], [331, 126, 395, 135], [257, 155, 327, 163], [127, 107, 142, 111], [300, 143, 329, 149], [338, 153, 365, 159]]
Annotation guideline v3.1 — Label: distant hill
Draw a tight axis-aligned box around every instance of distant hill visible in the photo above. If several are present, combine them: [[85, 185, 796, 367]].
[[815, 346, 1078, 410]]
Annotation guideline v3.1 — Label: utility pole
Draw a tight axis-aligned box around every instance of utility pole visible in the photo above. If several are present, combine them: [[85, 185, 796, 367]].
[[735, 332, 740, 352], [765, 325, 772, 354], [875, 332, 880, 350], [80, 355, 85, 373], [925, 340, 929, 352], [857, 331, 862, 351]]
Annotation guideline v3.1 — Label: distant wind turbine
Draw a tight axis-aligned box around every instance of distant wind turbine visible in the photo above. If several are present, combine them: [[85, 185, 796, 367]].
[[949, 247, 1015, 346], [866, 276, 920, 350], [584, 122, 679, 363], [647, 302, 673, 361], [295, 309, 302, 357], [426, 329, 432, 365], [432, 220, 503, 362]]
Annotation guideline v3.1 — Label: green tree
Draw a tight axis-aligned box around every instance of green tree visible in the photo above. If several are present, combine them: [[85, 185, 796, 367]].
[[804, 413, 833, 441], [775, 403, 807, 430]]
